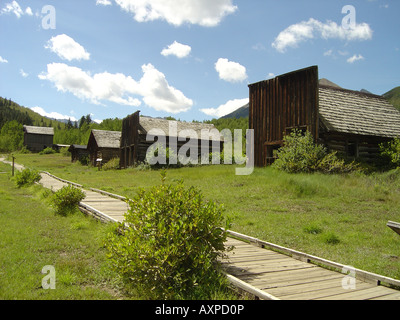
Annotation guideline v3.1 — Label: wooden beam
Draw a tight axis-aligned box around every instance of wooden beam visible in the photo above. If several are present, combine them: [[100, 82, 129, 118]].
[[387, 221, 400, 236], [225, 274, 280, 300]]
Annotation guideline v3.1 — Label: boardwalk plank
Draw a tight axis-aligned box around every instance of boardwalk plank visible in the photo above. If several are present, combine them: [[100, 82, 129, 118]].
[[315, 285, 400, 300], [282, 282, 374, 300]]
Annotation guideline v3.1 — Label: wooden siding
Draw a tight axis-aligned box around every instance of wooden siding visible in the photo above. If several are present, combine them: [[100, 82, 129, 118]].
[[23, 133, 54, 152], [249, 66, 319, 167], [120, 111, 140, 168], [319, 130, 392, 163]]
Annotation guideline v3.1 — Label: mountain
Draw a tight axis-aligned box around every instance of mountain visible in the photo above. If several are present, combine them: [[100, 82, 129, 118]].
[[360, 89, 373, 95], [220, 103, 249, 119], [319, 78, 341, 88], [383, 86, 400, 111]]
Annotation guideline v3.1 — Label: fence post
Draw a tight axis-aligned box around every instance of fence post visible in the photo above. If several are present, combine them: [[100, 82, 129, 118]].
[[12, 155, 15, 176]]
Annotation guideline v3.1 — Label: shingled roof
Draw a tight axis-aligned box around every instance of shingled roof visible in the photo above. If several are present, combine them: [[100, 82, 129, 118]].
[[138, 117, 223, 141], [319, 85, 400, 138], [23, 126, 54, 135], [90, 130, 121, 148]]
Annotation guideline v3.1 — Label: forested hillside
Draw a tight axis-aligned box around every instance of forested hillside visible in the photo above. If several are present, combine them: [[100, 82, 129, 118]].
[[0, 97, 34, 128], [383, 87, 400, 111]]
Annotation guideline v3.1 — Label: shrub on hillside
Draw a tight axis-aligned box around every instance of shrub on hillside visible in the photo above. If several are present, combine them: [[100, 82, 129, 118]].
[[273, 130, 359, 174], [105, 172, 231, 299], [52, 185, 85, 216]]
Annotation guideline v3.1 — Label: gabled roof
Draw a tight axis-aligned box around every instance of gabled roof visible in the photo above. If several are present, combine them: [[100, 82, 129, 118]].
[[23, 125, 54, 135], [90, 130, 121, 148], [319, 86, 400, 138], [138, 117, 223, 141]]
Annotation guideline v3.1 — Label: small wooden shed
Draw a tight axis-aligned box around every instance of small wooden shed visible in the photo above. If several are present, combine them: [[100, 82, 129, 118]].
[[319, 85, 400, 162], [87, 129, 121, 166], [23, 125, 54, 152], [249, 66, 400, 166], [68, 144, 89, 163], [120, 111, 223, 168]]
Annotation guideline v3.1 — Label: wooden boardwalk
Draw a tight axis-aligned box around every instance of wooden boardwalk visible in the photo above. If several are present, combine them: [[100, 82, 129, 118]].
[[2, 158, 400, 300], [39, 171, 129, 223], [223, 236, 400, 300]]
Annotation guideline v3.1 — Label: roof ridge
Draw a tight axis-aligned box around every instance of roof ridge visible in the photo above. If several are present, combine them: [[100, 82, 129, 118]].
[[319, 84, 384, 100]]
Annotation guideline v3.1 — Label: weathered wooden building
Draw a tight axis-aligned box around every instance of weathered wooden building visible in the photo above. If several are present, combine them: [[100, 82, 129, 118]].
[[120, 111, 223, 168], [68, 144, 89, 163], [23, 125, 54, 152], [249, 66, 400, 166], [87, 129, 121, 166], [318, 85, 400, 163]]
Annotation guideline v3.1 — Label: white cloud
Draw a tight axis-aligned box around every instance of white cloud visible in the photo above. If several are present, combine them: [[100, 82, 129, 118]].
[[96, 0, 112, 5], [0, 56, 8, 63], [138, 63, 193, 113], [30, 106, 78, 122], [1, 1, 32, 18], [45, 34, 90, 61], [20, 69, 28, 78], [338, 50, 349, 56], [272, 18, 373, 52], [161, 41, 191, 58], [200, 98, 248, 118], [215, 58, 248, 83], [25, 7, 32, 15], [114, 0, 237, 27], [347, 54, 364, 63], [38, 63, 141, 107], [38, 63, 193, 113]]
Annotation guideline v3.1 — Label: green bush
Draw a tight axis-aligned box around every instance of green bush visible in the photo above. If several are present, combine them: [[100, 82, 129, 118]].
[[273, 130, 359, 174], [39, 147, 56, 155], [105, 172, 231, 300], [51, 185, 86, 215], [14, 168, 41, 188], [79, 155, 89, 166], [103, 157, 120, 171], [380, 137, 400, 168]]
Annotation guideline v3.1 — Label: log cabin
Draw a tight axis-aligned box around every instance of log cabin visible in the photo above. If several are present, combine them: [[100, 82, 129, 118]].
[[87, 129, 121, 166], [249, 66, 400, 166]]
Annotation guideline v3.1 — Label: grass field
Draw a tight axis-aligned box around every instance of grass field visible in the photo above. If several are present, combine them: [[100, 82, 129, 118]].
[[0, 161, 132, 299], [3, 153, 400, 285]]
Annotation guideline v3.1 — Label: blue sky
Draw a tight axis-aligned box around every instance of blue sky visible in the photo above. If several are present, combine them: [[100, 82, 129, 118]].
[[0, 0, 399, 123]]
